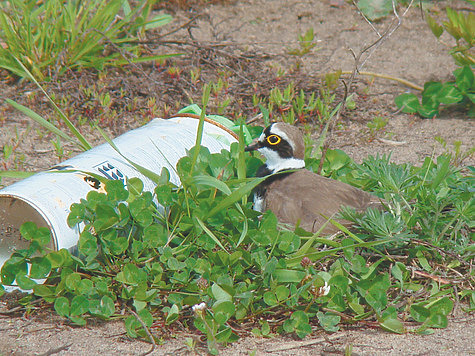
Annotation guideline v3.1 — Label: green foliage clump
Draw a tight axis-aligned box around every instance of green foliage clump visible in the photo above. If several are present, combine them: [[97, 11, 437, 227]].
[[396, 8, 475, 118], [0, 0, 175, 80], [0, 143, 473, 353], [253, 72, 342, 126]]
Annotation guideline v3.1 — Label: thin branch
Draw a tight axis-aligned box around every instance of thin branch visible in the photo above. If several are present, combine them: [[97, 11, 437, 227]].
[[340, 70, 423, 91], [127, 307, 156, 356], [156, 14, 202, 40], [266, 334, 343, 352], [38, 343, 73, 356], [321, 0, 417, 146], [351, 0, 381, 37]]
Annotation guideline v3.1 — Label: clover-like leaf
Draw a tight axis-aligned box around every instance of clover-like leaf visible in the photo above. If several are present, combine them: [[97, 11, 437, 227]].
[[395, 93, 420, 113]]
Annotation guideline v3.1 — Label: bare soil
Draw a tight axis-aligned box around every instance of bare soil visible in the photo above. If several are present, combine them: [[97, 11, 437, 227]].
[[0, 0, 474, 355]]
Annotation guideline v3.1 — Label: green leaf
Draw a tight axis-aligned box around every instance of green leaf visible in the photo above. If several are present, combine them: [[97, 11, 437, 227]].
[[70, 295, 89, 316], [19, 222, 51, 247], [166, 304, 180, 325], [211, 283, 232, 302], [195, 217, 228, 253], [66, 273, 82, 291], [426, 312, 448, 328], [207, 176, 266, 218], [29, 257, 51, 279], [118, 264, 148, 285], [213, 300, 236, 324], [105, 179, 129, 201], [190, 175, 232, 195], [454, 66, 474, 92], [428, 297, 453, 316], [143, 224, 167, 248], [410, 304, 430, 322], [54, 297, 70, 317], [317, 311, 340, 332], [391, 262, 406, 287], [46, 249, 70, 268], [1, 256, 27, 285], [78, 279, 94, 294], [273, 269, 306, 283], [144, 14, 173, 30], [380, 317, 405, 334], [437, 84, 463, 104], [394, 93, 420, 113], [125, 315, 140, 337], [69, 315, 87, 326], [275, 285, 290, 302], [357, 0, 392, 21], [289, 310, 312, 338], [16, 273, 37, 290], [138, 308, 153, 327], [98, 296, 115, 318], [426, 13, 443, 38]]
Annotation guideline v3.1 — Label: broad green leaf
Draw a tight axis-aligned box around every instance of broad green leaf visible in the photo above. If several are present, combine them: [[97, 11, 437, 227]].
[[395, 93, 420, 113], [69, 315, 87, 326], [275, 285, 290, 302], [273, 269, 306, 283], [317, 311, 340, 332], [410, 304, 430, 322], [16, 273, 37, 290], [66, 272, 82, 291], [437, 84, 463, 104], [426, 312, 448, 328], [211, 283, 232, 302], [70, 295, 89, 316], [428, 297, 454, 316], [138, 308, 153, 327], [54, 297, 70, 317], [166, 304, 180, 325], [213, 300, 235, 324], [380, 317, 405, 334], [144, 14, 173, 29], [454, 66, 474, 92], [191, 175, 232, 195], [263, 291, 278, 306], [357, 0, 392, 21], [29, 257, 51, 279]]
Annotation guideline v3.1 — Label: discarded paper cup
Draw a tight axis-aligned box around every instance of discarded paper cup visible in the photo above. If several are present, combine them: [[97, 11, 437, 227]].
[[0, 115, 238, 288]]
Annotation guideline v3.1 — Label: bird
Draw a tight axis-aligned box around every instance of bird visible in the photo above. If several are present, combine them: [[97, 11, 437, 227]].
[[244, 122, 382, 235]]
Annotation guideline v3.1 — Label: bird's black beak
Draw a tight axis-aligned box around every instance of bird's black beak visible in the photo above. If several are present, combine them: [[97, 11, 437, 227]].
[[244, 140, 262, 152]]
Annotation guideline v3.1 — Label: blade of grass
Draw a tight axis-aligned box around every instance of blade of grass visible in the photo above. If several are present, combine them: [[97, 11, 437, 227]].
[[286, 238, 393, 266], [0, 170, 35, 179], [11, 56, 92, 151], [207, 176, 266, 218], [190, 84, 211, 174], [4, 99, 78, 144], [195, 217, 229, 254], [95, 125, 162, 183]]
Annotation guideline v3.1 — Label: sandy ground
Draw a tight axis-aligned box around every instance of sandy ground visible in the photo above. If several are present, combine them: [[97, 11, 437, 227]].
[[0, 0, 474, 354]]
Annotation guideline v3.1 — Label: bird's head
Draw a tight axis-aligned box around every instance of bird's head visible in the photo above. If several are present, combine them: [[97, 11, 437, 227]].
[[245, 122, 305, 173]]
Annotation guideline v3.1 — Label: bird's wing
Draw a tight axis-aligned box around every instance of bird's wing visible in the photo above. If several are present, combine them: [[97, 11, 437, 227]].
[[264, 170, 380, 233]]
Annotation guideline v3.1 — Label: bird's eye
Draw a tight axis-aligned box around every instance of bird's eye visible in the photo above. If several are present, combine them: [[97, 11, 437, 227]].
[[267, 134, 281, 145]]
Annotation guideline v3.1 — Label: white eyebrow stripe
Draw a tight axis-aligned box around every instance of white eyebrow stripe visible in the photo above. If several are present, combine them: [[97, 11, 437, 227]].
[[269, 125, 295, 152]]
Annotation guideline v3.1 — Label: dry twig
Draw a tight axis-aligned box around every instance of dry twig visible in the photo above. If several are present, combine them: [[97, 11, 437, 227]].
[[127, 307, 156, 356], [38, 343, 73, 356], [266, 333, 343, 352], [317, 0, 416, 166]]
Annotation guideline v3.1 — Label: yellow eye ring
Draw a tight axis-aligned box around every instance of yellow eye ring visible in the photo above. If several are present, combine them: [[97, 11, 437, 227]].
[[267, 134, 281, 145]]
